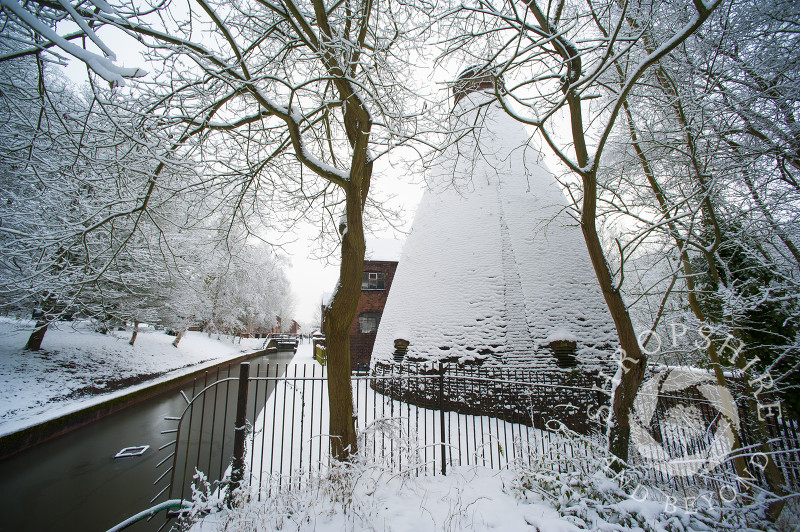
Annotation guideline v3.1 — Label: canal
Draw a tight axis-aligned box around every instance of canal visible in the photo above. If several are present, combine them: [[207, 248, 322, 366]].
[[0, 349, 297, 532]]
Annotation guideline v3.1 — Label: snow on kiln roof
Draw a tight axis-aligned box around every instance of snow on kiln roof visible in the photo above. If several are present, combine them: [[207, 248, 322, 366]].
[[321, 291, 333, 307], [371, 93, 617, 368], [365, 238, 404, 262]]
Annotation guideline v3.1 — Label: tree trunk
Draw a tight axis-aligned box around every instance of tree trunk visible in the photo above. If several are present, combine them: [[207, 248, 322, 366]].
[[323, 182, 367, 462], [563, 74, 646, 464], [129, 320, 139, 346], [172, 328, 186, 348], [580, 178, 647, 463], [521, 0, 647, 463], [743, 163, 800, 268], [622, 103, 753, 482], [324, 319, 358, 460], [25, 320, 49, 350]]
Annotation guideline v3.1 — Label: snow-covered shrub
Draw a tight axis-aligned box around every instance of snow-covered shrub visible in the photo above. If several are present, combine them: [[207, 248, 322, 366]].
[[775, 498, 800, 531], [358, 413, 424, 475], [182, 420, 787, 531], [187, 470, 225, 522], [322, 455, 365, 513], [186, 454, 382, 531], [508, 424, 778, 531]]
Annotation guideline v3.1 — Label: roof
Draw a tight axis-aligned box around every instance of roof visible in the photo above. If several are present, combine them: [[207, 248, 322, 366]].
[[365, 238, 404, 262], [371, 93, 617, 368]]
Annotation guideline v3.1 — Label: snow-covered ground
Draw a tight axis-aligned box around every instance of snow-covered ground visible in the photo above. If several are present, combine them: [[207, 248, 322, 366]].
[[191, 466, 616, 532], [0, 317, 265, 437], [193, 437, 794, 532]]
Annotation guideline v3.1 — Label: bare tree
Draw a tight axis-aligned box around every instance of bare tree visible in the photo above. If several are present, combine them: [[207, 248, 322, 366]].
[[596, 0, 799, 514], [1, 0, 430, 460], [439, 0, 724, 463], [0, 46, 187, 347]]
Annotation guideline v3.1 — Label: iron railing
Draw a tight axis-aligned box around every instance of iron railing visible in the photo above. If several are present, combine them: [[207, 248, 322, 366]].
[[150, 361, 800, 531]]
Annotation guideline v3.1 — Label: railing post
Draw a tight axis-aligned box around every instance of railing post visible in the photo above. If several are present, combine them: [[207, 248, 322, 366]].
[[439, 362, 446, 475], [227, 362, 250, 507]]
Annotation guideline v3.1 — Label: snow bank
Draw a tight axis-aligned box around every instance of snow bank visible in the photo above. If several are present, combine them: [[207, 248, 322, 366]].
[[0, 318, 264, 437]]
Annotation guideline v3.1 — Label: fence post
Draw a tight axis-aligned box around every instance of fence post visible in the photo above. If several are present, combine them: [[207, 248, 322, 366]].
[[227, 362, 250, 507], [439, 362, 446, 475]]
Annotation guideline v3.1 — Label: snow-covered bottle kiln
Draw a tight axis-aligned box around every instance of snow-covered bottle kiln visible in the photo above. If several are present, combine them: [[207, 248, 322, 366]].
[[370, 68, 617, 433]]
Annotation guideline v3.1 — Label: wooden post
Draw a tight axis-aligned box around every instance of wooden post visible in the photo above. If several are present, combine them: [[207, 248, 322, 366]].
[[227, 362, 250, 507]]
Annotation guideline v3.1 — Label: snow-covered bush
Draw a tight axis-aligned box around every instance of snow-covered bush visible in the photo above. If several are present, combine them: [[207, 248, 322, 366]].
[[187, 454, 381, 531], [187, 470, 225, 523], [508, 424, 780, 531], [358, 414, 425, 475]]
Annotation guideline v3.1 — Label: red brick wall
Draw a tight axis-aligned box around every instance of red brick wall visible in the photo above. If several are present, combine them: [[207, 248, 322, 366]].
[[350, 260, 398, 370]]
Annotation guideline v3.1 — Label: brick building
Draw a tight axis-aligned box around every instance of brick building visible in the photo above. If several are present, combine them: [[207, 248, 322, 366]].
[[349, 259, 398, 371], [268, 316, 301, 335], [320, 240, 401, 371]]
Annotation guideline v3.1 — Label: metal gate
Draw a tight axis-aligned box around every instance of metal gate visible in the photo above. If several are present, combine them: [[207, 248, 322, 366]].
[[150, 361, 310, 527], [148, 360, 545, 529]]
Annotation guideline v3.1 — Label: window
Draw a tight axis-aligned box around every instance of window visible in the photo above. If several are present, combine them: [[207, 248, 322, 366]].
[[359, 312, 381, 334], [361, 271, 386, 290]]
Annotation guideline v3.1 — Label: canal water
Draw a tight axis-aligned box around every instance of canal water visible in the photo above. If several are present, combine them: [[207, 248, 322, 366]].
[[0, 349, 296, 532]]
